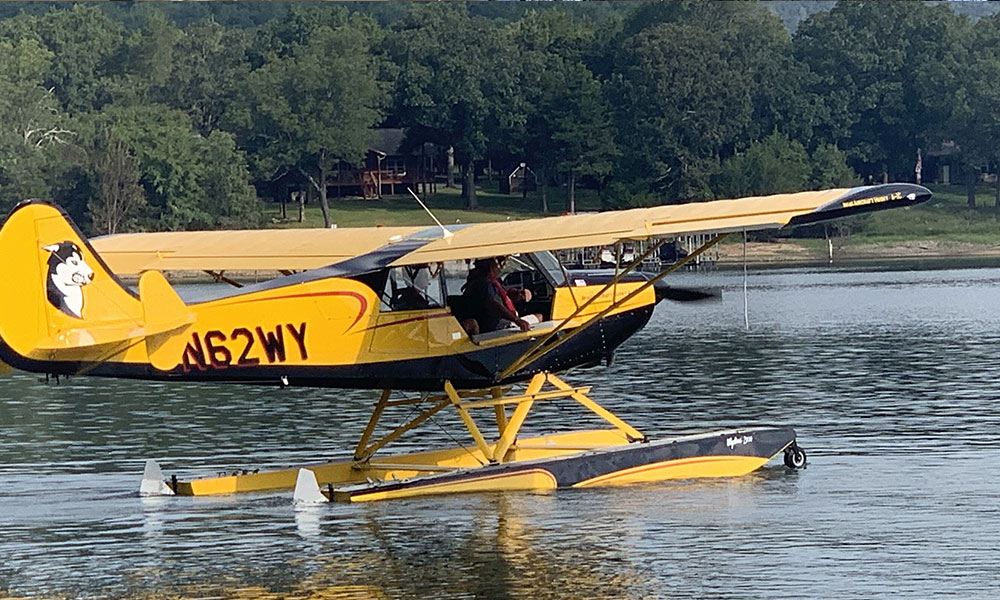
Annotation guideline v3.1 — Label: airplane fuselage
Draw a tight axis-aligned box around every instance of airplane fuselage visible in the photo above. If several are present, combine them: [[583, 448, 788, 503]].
[[0, 202, 658, 391]]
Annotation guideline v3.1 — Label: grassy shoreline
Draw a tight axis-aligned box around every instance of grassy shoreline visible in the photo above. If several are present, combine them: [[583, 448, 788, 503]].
[[714, 238, 1000, 265]]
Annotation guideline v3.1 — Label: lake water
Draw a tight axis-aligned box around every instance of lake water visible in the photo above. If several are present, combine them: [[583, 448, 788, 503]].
[[2, 262, 999, 599]]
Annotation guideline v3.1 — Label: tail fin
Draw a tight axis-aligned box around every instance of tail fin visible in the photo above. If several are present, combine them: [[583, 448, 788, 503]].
[[0, 201, 145, 368], [139, 269, 195, 370]]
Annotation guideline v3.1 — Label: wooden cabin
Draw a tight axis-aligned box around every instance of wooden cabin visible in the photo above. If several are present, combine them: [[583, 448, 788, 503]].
[[260, 129, 446, 205]]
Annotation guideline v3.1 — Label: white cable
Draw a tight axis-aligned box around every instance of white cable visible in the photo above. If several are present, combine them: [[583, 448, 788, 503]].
[[743, 229, 749, 331]]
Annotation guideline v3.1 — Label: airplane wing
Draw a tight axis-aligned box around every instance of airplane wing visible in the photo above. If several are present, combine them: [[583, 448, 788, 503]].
[[91, 226, 425, 274], [90, 184, 930, 274], [389, 184, 929, 266]]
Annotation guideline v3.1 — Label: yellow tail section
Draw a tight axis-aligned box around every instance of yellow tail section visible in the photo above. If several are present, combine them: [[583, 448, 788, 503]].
[[139, 269, 195, 370], [139, 270, 194, 337], [0, 201, 145, 366]]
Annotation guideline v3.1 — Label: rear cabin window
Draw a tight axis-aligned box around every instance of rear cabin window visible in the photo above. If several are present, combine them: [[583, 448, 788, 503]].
[[381, 264, 446, 311]]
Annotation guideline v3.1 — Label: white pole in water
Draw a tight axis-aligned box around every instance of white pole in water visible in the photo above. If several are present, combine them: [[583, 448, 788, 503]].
[[828, 238, 834, 263], [743, 229, 749, 331]]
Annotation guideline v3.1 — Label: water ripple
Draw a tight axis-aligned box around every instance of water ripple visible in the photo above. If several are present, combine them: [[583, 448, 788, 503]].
[[3, 265, 1000, 598]]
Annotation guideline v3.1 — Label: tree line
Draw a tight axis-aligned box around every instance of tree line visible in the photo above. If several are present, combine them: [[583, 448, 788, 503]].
[[1, 1, 997, 233]]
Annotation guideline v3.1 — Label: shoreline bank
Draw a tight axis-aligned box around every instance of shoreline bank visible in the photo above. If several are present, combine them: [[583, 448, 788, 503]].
[[714, 239, 1000, 265]]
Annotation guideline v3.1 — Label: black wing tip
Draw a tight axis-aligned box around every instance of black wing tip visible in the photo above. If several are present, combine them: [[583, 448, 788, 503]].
[[788, 183, 932, 227], [843, 183, 932, 202]]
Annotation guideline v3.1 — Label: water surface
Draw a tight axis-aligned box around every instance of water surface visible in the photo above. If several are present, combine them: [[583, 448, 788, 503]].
[[2, 263, 999, 599]]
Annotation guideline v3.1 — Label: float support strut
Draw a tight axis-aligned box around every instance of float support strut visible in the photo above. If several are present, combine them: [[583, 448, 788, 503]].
[[547, 373, 645, 442], [491, 373, 545, 462], [354, 389, 391, 461], [351, 372, 644, 466], [353, 392, 452, 463], [445, 381, 496, 462]]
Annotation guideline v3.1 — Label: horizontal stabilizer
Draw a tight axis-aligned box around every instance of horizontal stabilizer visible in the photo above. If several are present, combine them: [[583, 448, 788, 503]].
[[31, 320, 146, 352], [139, 459, 175, 496], [293, 468, 329, 504]]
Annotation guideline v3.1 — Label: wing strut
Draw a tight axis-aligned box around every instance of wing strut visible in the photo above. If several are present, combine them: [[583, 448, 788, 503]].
[[499, 234, 728, 380]]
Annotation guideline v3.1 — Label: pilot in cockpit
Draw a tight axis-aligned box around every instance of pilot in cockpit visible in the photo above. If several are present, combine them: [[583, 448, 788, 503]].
[[462, 257, 540, 334]]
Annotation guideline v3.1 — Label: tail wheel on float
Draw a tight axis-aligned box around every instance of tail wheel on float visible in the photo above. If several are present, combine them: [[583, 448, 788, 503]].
[[784, 443, 807, 469]]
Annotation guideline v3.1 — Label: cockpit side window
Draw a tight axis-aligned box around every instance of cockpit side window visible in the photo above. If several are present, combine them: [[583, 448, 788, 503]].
[[381, 263, 446, 311]]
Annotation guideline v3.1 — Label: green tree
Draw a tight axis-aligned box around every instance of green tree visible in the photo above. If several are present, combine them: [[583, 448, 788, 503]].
[[509, 10, 606, 212], [618, 2, 815, 145], [199, 130, 262, 229], [0, 5, 125, 112], [608, 23, 746, 202], [713, 133, 810, 198], [971, 16, 1000, 208], [938, 14, 1000, 208], [247, 3, 365, 62], [160, 18, 252, 135], [0, 38, 74, 209], [382, 5, 514, 209], [794, 2, 967, 183], [90, 105, 259, 230], [89, 129, 146, 235], [607, 4, 797, 203], [102, 10, 182, 107], [532, 60, 618, 214], [809, 144, 859, 189], [237, 21, 384, 227]]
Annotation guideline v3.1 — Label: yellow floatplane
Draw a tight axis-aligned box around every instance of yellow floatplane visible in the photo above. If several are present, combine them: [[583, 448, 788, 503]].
[[0, 184, 930, 502]]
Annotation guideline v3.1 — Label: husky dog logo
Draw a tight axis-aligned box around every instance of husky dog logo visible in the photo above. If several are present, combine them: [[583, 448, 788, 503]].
[[43, 241, 95, 319]]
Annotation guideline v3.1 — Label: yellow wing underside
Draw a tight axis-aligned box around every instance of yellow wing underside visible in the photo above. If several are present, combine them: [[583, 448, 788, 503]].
[[91, 226, 424, 274], [90, 186, 928, 275]]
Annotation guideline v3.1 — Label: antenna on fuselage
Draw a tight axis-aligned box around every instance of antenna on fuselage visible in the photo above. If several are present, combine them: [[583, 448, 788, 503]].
[[408, 187, 453, 239]]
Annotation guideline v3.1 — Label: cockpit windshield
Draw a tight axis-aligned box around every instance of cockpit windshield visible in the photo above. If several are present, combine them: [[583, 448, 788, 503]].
[[524, 251, 568, 287]]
